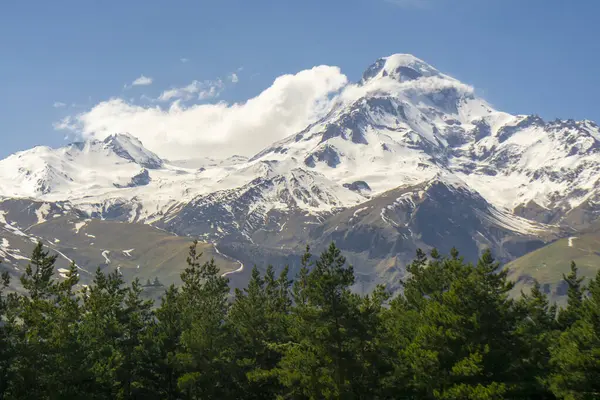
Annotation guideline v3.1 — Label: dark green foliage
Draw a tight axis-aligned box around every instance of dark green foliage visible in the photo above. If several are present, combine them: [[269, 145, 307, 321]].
[[137, 284, 182, 400], [548, 270, 600, 399], [8, 242, 62, 399], [176, 240, 233, 399], [0, 268, 16, 400], [557, 261, 585, 330], [0, 241, 599, 399], [514, 281, 558, 398], [273, 243, 373, 399]]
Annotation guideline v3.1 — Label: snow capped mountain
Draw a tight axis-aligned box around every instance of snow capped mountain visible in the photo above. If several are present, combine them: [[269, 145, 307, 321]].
[[249, 54, 600, 226], [361, 54, 445, 83], [2, 54, 598, 225], [103, 133, 164, 169], [1, 54, 599, 291], [0, 133, 164, 198]]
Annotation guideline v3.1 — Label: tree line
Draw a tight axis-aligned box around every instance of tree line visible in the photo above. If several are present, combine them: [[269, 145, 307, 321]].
[[0, 241, 599, 399]]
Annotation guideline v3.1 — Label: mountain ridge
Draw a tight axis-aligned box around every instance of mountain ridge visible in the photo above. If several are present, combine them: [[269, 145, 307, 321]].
[[1, 53, 599, 295]]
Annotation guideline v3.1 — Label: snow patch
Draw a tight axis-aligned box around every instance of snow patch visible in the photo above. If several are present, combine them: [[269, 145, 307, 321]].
[[73, 221, 87, 233], [57, 268, 70, 279], [477, 208, 543, 235], [353, 206, 370, 218], [35, 203, 51, 225], [0, 211, 29, 238]]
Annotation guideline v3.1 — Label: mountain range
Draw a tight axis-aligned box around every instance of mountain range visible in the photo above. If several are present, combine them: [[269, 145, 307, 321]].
[[2, 54, 599, 298]]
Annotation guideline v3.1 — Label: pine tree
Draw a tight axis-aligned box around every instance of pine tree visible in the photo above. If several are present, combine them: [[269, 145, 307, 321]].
[[275, 243, 369, 399], [514, 281, 558, 398], [292, 246, 313, 307], [557, 261, 585, 330], [353, 284, 391, 398], [176, 240, 233, 399], [146, 284, 183, 400], [78, 267, 128, 399], [228, 266, 271, 398], [0, 269, 17, 400], [228, 265, 292, 398], [549, 270, 600, 399], [8, 242, 60, 399], [398, 249, 520, 399], [119, 278, 154, 398], [20, 242, 57, 301], [4, 237, 600, 399], [45, 262, 92, 398], [131, 284, 183, 400]]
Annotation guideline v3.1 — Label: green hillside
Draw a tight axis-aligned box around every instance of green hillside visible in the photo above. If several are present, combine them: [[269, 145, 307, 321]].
[[0, 216, 240, 299], [506, 232, 600, 304]]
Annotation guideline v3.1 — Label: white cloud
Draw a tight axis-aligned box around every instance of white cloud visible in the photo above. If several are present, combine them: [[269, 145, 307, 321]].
[[53, 102, 66, 108], [157, 79, 224, 102], [229, 73, 239, 84], [131, 75, 153, 86], [55, 66, 348, 160], [180, 58, 189, 63]]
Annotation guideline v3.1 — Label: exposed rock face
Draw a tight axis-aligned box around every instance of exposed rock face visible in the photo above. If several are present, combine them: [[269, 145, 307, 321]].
[[115, 169, 151, 188]]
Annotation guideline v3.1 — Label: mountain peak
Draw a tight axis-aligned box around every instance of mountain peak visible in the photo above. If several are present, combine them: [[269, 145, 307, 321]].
[[361, 54, 440, 83], [103, 132, 144, 147], [102, 133, 163, 169]]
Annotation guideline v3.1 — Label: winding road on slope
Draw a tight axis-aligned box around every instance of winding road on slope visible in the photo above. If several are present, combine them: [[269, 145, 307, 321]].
[[213, 243, 245, 278]]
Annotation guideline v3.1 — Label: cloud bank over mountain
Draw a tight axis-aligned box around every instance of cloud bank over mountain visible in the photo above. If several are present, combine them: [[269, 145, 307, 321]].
[[56, 66, 348, 159]]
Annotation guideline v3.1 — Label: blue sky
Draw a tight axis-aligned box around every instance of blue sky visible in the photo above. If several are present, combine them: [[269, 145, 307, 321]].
[[1, 0, 599, 158]]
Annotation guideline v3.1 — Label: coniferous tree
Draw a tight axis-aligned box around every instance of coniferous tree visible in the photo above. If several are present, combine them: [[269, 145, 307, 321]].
[[229, 266, 273, 398], [137, 284, 183, 400], [119, 278, 154, 398], [8, 242, 60, 399], [275, 243, 370, 399], [549, 270, 600, 399], [45, 262, 91, 398], [557, 261, 585, 330], [78, 268, 128, 399], [177, 241, 232, 399], [0, 269, 16, 400], [292, 246, 313, 307], [4, 238, 600, 399], [397, 249, 521, 399], [227, 265, 293, 398], [353, 284, 391, 398], [514, 281, 558, 399]]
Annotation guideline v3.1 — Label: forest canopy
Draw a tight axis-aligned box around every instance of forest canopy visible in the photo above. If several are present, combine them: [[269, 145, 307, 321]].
[[0, 241, 599, 399]]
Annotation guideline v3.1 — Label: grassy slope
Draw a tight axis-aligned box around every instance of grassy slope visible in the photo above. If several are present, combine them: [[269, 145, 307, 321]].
[[505, 233, 600, 305], [16, 216, 240, 298]]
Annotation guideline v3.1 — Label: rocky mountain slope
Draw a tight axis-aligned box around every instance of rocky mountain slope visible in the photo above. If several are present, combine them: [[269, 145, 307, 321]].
[[1, 54, 599, 296], [0, 198, 240, 299]]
